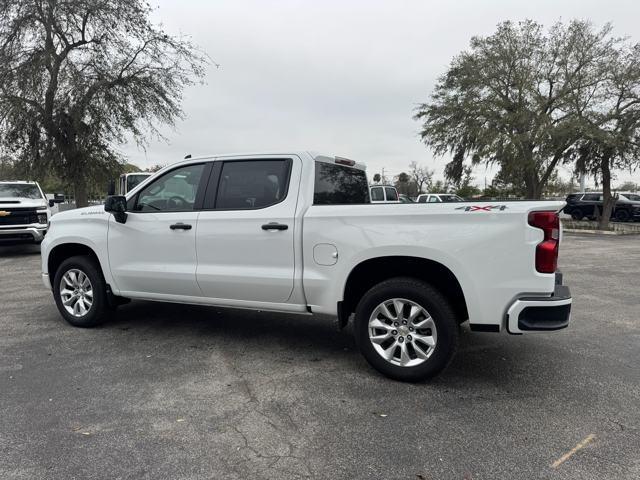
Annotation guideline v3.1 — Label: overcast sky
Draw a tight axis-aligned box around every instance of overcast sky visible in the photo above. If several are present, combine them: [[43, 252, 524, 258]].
[[122, 0, 640, 187]]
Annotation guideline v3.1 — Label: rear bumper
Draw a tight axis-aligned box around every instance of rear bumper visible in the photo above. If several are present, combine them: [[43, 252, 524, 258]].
[[506, 274, 572, 334], [0, 226, 48, 243]]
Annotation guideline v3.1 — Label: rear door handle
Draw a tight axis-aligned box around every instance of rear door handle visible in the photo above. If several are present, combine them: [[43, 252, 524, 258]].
[[262, 222, 288, 231], [170, 223, 192, 230]]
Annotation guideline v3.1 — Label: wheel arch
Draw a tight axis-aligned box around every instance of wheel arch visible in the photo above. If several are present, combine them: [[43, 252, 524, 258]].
[[47, 243, 103, 287], [339, 256, 469, 328]]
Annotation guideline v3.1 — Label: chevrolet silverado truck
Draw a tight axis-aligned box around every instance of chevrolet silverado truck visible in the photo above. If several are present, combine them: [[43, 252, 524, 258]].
[[0, 181, 58, 244], [40, 152, 571, 381]]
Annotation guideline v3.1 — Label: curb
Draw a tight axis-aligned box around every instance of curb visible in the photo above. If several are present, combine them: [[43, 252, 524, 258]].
[[564, 229, 640, 236]]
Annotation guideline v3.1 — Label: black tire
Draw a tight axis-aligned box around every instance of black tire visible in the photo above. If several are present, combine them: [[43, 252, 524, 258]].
[[354, 277, 459, 382], [615, 209, 630, 222], [53, 255, 109, 327], [570, 209, 584, 220]]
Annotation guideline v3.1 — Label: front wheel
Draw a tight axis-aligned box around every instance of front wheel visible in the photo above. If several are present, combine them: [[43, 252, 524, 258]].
[[53, 255, 109, 327], [354, 277, 459, 382]]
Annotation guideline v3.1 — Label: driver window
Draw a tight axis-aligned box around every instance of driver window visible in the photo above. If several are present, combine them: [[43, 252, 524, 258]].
[[135, 164, 204, 212]]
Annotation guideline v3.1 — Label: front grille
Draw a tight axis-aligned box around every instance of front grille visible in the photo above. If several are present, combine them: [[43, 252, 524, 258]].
[[0, 209, 39, 226]]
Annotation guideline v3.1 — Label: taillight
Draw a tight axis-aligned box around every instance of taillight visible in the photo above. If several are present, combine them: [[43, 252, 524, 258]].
[[528, 211, 559, 274]]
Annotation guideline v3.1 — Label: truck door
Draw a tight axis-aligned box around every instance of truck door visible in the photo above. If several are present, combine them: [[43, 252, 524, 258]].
[[108, 162, 210, 297], [195, 156, 301, 303]]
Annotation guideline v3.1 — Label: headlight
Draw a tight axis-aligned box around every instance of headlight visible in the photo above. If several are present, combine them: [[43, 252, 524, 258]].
[[37, 213, 48, 224]]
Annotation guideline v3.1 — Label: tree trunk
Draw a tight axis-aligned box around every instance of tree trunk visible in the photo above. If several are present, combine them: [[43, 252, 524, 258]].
[[73, 174, 89, 208], [598, 156, 615, 230], [525, 181, 542, 200]]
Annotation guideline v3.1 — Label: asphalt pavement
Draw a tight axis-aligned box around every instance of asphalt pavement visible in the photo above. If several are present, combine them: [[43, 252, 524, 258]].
[[0, 234, 638, 479]]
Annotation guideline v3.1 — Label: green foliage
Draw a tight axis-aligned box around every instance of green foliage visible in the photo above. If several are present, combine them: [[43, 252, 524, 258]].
[[415, 20, 621, 199], [0, 0, 207, 206], [394, 171, 420, 197], [616, 181, 639, 192]]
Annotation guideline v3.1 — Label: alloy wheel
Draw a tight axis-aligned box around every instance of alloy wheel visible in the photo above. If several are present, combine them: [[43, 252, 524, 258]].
[[368, 298, 437, 367], [59, 268, 94, 317]]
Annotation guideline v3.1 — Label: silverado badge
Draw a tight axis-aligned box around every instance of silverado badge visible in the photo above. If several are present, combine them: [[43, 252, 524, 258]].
[[0, 211, 10, 217]]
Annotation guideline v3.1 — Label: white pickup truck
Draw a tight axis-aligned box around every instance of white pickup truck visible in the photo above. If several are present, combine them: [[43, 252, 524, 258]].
[[41, 152, 571, 381], [0, 181, 58, 244]]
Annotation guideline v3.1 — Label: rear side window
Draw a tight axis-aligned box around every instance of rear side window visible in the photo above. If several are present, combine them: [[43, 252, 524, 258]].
[[215, 160, 291, 210], [582, 194, 601, 201], [385, 187, 398, 201], [370, 187, 384, 201], [313, 162, 370, 205]]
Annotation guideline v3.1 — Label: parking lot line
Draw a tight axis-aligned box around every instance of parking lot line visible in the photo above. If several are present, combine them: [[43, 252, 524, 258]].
[[551, 434, 596, 468]]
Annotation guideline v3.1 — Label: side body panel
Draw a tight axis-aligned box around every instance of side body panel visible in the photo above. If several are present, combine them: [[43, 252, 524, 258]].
[[302, 201, 565, 328]]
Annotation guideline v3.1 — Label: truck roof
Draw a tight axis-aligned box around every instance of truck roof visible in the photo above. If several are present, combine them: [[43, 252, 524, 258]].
[[168, 151, 366, 171], [0, 180, 38, 184]]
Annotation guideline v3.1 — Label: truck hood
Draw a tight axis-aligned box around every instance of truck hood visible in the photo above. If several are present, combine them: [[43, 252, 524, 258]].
[[51, 205, 108, 222], [0, 197, 48, 209]]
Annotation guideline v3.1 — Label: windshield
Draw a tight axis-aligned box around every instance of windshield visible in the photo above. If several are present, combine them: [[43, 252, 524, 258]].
[[440, 195, 464, 202], [620, 193, 640, 202], [0, 184, 42, 199], [127, 174, 151, 192]]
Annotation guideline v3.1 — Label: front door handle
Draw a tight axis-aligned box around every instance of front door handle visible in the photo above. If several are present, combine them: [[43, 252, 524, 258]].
[[262, 222, 288, 231], [170, 223, 192, 230]]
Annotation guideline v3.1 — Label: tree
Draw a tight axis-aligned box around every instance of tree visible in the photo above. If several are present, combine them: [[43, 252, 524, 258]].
[[572, 41, 640, 228], [372, 173, 381, 184], [409, 161, 433, 194], [454, 166, 481, 198], [394, 171, 419, 197], [0, 0, 207, 207], [616, 181, 639, 191], [415, 20, 616, 199]]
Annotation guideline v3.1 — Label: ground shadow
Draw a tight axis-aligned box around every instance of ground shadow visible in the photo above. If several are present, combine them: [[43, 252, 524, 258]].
[[100, 299, 564, 390], [0, 243, 41, 257]]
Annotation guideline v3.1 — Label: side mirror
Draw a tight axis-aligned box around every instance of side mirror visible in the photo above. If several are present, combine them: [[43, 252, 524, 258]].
[[104, 195, 128, 224], [49, 199, 55, 207]]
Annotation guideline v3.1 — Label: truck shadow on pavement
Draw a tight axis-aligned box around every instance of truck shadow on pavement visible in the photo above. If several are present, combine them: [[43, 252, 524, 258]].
[[0, 243, 41, 257], [101, 299, 564, 391]]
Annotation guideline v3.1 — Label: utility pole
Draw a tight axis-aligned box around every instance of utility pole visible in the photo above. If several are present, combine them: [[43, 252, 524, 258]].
[[579, 172, 586, 192]]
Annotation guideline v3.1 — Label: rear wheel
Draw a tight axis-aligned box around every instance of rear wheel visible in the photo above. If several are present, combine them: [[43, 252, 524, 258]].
[[354, 277, 459, 382], [570, 209, 584, 220], [53, 256, 109, 327], [615, 209, 630, 222]]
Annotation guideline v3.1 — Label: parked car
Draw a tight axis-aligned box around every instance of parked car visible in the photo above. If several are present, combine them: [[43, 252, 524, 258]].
[[416, 193, 465, 203], [563, 192, 640, 221], [0, 181, 62, 244], [41, 152, 571, 381], [370, 185, 400, 203]]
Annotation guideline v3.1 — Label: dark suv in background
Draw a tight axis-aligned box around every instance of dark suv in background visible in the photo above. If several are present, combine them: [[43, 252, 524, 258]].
[[564, 192, 640, 221]]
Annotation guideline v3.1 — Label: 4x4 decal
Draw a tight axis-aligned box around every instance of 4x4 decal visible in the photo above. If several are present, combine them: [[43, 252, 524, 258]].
[[455, 205, 508, 212]]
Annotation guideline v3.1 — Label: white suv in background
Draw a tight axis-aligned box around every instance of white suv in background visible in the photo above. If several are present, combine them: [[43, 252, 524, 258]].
[[0, 181, 57, 244]]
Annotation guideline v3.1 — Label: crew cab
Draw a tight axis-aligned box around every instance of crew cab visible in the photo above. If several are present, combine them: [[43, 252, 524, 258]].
[[41, 152, 571, 381], [0, 181, 60, 244]]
